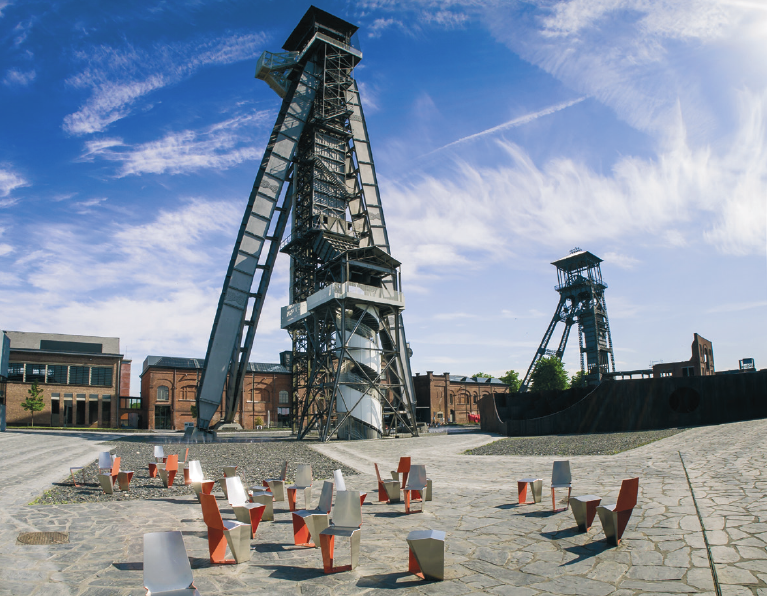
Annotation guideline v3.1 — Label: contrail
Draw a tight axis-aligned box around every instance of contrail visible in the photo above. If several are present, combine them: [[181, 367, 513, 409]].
[[423, 96, 586, 157]]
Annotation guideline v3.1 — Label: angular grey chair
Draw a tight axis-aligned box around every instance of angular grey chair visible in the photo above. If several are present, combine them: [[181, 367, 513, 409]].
[[569, 494, 601, 531], [218, 466, 238, 499], [226, 477, 266, 538], [292, 480, 333, 547], [188, 460, 215, 498], [98, 451, 113, 474], [287, 464, 313, 512], [551, 460, 572, 511], [403, 465, 428, 514], [407, 529, 446, 581], [262, 460, 288, 501], [248, 486, 274, 521], [334, 469, 367, 505], [153, 445, 165, 462], [319, 490, 362, 574], [143, 531, 200, 595], [517, 477, 543, 504]]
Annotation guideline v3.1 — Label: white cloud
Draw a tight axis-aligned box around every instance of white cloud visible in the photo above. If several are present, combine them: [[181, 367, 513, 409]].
[[0, 165, 27, 197], [602, 251, 640, 269], [80, 112, 270, 176], [3, 68, 35, 86], [385, 89, 767, 276], [63, 32, 268, 135], [706, 300, 767, 314], [367, 17, 402, 38], [0, 1, 11, 18]]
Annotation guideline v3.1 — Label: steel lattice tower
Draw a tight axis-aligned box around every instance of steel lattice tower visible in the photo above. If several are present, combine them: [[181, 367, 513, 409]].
[[520, 249, 615, 392], [194, 7, 418, 441]]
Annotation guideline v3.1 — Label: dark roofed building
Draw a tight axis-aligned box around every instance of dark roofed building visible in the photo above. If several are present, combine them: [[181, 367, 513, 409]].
[[140, 353, 292, 430], [413, 371, 509, 425]]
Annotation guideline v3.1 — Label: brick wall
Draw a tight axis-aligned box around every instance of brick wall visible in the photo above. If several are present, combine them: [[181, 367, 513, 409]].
[[414, 371, 509, 424]]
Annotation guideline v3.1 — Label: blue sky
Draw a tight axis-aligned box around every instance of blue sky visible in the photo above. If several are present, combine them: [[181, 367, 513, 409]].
[[1, 0, 765, 395]]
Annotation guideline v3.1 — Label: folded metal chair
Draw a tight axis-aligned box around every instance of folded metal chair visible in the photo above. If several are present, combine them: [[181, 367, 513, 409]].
[[517, 477, 543, 504], [286, 464, 313, 512], [225, 477, 265, 539], [403, 465, 428, 514], [391, 456, 411, 488], [319, 490, 362, 574], [188, 461, 215, 498], [407, 529, 446, 581], [98, 456, 121, 495], [177, 447, 190, 485], [569, 494, 601, 531], [118, 470, 134, 492], [551, 460, 572, 511], [262, 460, 288, 501], [334, 469, 367, 505], [374, 463, 401, 503], [248, 487, 274, 521], [159, 454, 179, 488], [218, 466, 238, 499], [597, 477, 639, 545], [98, 451, 114, 474], [199, 493, 251, 564], [149, 446, 166, 478], [143, 531, 200, 595], [292, 480, 333, 547]]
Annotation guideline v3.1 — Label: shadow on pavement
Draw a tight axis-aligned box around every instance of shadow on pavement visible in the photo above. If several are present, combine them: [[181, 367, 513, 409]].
[[357, 571, 423, 589]]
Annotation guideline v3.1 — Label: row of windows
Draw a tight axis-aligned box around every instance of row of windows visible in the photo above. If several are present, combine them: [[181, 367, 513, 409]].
[[448, 393, 480, 406], [155, 386, 290, 403], [8, 363, 113, 387]]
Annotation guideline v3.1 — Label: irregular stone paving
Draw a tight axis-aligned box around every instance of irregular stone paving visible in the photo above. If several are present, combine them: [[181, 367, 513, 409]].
[[3, 419, 767, 594]]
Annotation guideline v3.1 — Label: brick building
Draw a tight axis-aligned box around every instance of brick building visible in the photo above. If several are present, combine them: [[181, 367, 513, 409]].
[[140, 356, 292, 431], [653, 333, 715, 378], [413, 371, 509, 424], [3, 331, 127, 428]]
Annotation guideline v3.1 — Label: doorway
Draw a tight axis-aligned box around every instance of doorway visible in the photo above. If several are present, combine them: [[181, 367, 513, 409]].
[[154, 405, 171, 430]]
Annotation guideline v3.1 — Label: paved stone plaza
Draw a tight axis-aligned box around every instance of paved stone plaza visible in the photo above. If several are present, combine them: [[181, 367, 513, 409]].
[[2, 419, 767, 595]]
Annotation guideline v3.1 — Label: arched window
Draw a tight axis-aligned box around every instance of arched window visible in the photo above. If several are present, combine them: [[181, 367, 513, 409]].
[[449, 393, 454, 405], [157, 385, 169, 402], [473, 393, 478, 404]]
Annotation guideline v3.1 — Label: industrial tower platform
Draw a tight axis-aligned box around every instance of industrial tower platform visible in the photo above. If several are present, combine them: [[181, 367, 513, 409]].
[[520, 249, 615, 391], [194, 6, 418, 441]]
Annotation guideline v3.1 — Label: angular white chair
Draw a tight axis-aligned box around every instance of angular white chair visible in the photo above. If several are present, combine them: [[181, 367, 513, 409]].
[[261, 460, 288, 501], [374, 463, 401, 503], [159, 454, 179, 488], [188, 460, 215, 498], [517, 477, 543, 504], [98, 451, 114, 474], [403, 465, 428, 514], [218, 466, 238, 499], [98, 456, 121, 495], [407, 529, 446, 581], [551, 460, 572, 511], [199, 493, 251, 564], [287, 464, 313, 512], [319, 490, 362, 574], [597, 477, 639, 545], [143, 531, 200, 595], [226, 477, 265, 538], [149, 446, 165, 478], [334, 469, 367, 505], [292, 480, 333, 547]]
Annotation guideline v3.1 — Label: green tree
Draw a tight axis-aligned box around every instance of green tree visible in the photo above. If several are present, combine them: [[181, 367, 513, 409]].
[[472, 372, 493, 379], [530, 356, 570, 392], [22, 381, 45, 427], [500, 369, 521, 392], [190, 404, 198, 419], [570, 370, 587, 388]]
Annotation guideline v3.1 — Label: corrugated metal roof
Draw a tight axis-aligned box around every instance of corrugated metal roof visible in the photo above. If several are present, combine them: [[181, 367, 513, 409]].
[[142, 355, 289, 375]]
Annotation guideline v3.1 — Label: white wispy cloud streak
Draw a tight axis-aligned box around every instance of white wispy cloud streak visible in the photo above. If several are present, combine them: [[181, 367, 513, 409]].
[[424, 97, 586, 156], [0, 164, 28, 197], [80, 112, 270, 176], [63, 31, 268, 136], [3, 68, 35, 86]]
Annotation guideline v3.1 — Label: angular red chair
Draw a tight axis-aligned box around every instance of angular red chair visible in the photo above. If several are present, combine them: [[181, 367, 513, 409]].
[[319, 491, 362, 574], [286, 464, 312, 512], [226, 477, 265, 539], [403, 465, 428, 514], [597, 477, 639, 545], [159, 454, 178, 488], [292, 480, 333, 547], [391, 456, 411, 488], [374, 463, 400, 503], [550, 460, 572, 511], [199, 493, 251, 564], [262, 460, 288, 501]]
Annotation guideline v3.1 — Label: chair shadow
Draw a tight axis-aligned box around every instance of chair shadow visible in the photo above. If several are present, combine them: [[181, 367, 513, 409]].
[[371, 511, 408, 518], [189, 556, 214, 569], [494, 503, 521, 510], [561, 542, 611, 565], [261, 564, 327, 581], [254, 543, 291, 553], [181, 530, 209, 539], [145, 498, 198, 505], [112, 562, 142, 571], [541, 527, 581, 540], [357, 571, 424, 589], [519, 510, 559, 518]]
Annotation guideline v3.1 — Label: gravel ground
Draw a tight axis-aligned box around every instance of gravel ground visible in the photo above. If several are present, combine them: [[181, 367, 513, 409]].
[[32, 437, 358, 506], [465, 428, 687, 456]]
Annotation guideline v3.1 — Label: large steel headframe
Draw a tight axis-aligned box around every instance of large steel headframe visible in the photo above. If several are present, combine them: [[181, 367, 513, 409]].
[[520, 248, 615, 392], [195, 6, 418, 441]]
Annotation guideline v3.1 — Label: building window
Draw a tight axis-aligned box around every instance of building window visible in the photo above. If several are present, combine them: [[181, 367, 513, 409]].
[[181, 386, 196, 401], [48, 365, 68, 384], [88, 394, 99, 425], [157, 386, 170, 402], [90, 367, 112, 387], [449, 393, 454, 405], [279, 390, 289, 405], [473, 393, 478, 404], [25, 364, 47, 384], [8, 363, 24, 382], [69, 366, 89, 385], [102, 395, 111, 426]]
